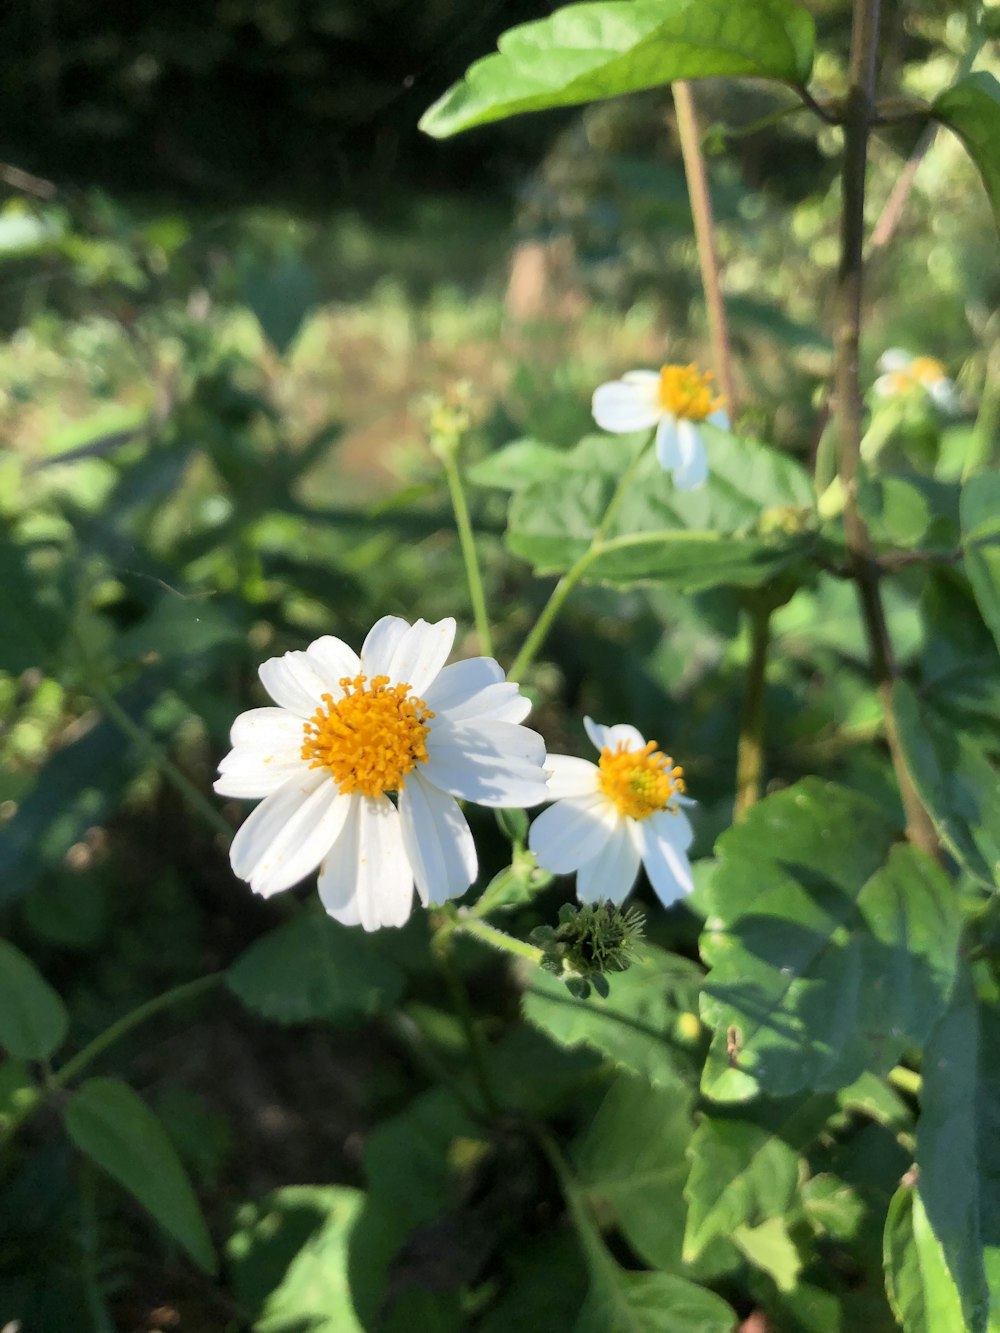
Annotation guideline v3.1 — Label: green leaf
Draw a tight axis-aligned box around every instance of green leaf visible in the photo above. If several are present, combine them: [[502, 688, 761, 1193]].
[[894, 681, 1000, 888], [732, 1217, 802, 1292], [683, 1118, 799, 1263], [575, 1269, 736, 1333], [962, 472, 1000, 654], [0, 529, 64, 673], [507, 430, 815, 590], [523, 944, 702, 1091], [913, 966, 999, 1333], [226, 908, 405, 1024], [0, 1058, 40, 1136], [884, 1187, 967, 1333], [933, 73, 1000, 234], [64, 1077, 216, 1274], [467, 439, 568, 492], [573, 1074, 695, 1271], [228, 1185, 364, 1332], [241, 256, 319, 355], [421, 0, 815, 138], [700, 781, 962, 1100], [0, 938, 68, 1060]]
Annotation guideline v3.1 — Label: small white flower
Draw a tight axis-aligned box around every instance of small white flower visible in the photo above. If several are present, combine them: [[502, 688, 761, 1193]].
[[873, 349, 958, 411], [591, 363, 730, 490], [215, 616, 549, 930], [528, 717, 696, 908]]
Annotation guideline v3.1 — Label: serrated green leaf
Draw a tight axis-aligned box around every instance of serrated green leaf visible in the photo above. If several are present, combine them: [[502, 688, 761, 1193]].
[[523, 944, 702, 1090], [421, 0, 815, 138], [573, 1074, 695, 1271], [683, 1118, 799, 1263], [506, 429, 815, 589], [933, 73, 1000, 234], [700, 782, 962, 1100], [0, 939, 68, 1060], [575, 1268, 736, 1333], [894, 681, 1000, 888], [228, 1185, 364, 1333], [961, 472, 1000, 654], [913, 966, 999, 1333], [226, 909, 404, 1024], [64, 1077, 216, 1274], [884, 1187, 967, 1333]]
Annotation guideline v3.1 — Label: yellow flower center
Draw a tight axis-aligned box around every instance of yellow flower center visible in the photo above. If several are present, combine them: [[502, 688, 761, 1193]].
[[657, 363, 725, 421], [300, 674, 434, 799], [908, 355, 946, 386], [597, 740, 685, 821]]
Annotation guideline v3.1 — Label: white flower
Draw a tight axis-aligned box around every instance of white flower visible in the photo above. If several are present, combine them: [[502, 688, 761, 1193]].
[[528, 717, 696, 908], [591, 363, 730, 490], [215, 616, 549, 931], [873, 349, 958, 411]]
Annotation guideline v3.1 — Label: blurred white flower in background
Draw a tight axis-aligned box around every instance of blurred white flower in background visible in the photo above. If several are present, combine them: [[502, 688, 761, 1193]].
[[216, 616, 549, 930], [873, 349, 958, 411]]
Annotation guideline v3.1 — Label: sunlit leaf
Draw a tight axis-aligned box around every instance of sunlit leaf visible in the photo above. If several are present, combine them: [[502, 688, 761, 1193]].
[[933, 73, 1000, 234], [884, 1186, 967, 1333], [961, 472, 1000, 654], [576, 1267, 736, 1333], [421, 0, 816, 138]]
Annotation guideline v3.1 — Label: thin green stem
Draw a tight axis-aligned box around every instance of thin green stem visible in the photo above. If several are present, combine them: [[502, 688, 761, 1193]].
[[449, 913, 544, 966], [442, 448, 494, 656], [533, 1123, 613, 1276], [967, 339, 1000, 480], [508, 441, 650, 680], [1, 973, 224, 1145], [734, 599, 772, 820], [88, 680, 232, 841]]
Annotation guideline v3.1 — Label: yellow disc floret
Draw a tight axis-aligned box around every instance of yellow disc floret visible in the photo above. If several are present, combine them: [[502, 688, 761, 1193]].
[[597, 740, 685, 821], [657, 363, 725, 422], [301, 674, 434, 799], [909, 356, 946, 386]]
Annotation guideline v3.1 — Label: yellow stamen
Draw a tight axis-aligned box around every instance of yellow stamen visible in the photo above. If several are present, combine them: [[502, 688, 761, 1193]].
[[301, 674, 434, 799], [657, 363, 725, 422], [908, 355, 946, 386], [598, 740, 685, 821]]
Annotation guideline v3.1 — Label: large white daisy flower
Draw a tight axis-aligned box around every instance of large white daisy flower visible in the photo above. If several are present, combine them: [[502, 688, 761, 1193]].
[[873, 349, 958, 411], [215, 616, 549, 931], [591, 363, 730, 490], [529, 717, 695, 908]]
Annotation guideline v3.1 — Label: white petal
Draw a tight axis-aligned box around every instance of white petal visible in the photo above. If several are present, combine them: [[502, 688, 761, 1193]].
[[424, 658, 530, 724], [229, 770, 351, 897], [655, 415, 681, 469], [672, 421, 709, 491], [399, 773, 477, 906], [929, 378, 958, 410], [229, 706, 303, 753], [583, 717, 647, 754], [543, 754, 600, 800], [316, 796, 414, 930], [386, 617, 456, 696], [872, 373, 897, 399], [360, 616, 410, 678], [576, 820, 642, 904], [528, 794, 618, 873], [423, 719, 549, 808], [707, 408, 730, 431], [214, 724, 306, 797], [592, 379, 661, 434], [633, 809, 695, 906], [622, 370, 661, 386], [304, 634, 361, 685], [259, 653, 330, 717], [878, 348, 911, 373]]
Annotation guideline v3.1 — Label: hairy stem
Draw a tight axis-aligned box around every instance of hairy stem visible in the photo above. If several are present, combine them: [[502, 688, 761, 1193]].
[[673, 82, 736, 413], [834, 0, 939, 858], [448, 912, 544, 965], [734, 599, 772, 819]]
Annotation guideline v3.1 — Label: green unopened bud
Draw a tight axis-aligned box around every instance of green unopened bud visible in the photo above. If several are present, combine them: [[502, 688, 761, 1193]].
[[529, 902, 645, 998]]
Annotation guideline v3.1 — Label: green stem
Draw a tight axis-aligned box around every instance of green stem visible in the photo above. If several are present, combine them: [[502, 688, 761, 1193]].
[[1, 973, 224, 1145], [449, 913, 544, 966], [967, 340, 1000, 480], [534, 1124, 614, 1276], [89, 680, 232, 841], [508, 440, 649, 680], [442, 448, 494, 657], [734, 598, 772, 820]]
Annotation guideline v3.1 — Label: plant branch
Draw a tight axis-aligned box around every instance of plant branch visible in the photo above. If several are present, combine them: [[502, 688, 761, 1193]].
[[734, 598, 772, 819], [673, 81, 737, 414]]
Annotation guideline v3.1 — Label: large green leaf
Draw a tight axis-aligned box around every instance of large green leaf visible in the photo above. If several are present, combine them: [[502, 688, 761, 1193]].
[[523, 944, 702, 1091], [228, 1185, 364, 1332], [575, 1268, 736, 1333], [64, 1077, 216, 1274], [506, 430, 815, 590], [573, 1074, 695, 1271], [0, 530, 65, 674], [933, 73, 1000, 234], [884, 1186, 966, 1333], [421, 0, 815, 138], [894, 681, 1000, 888], [0, 939, 68, 1061], [226, 908, 405, 1024], [961, 472, 1000, 654], [913, 967, 1000, 1333], [700, 781, 961, 1100]]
